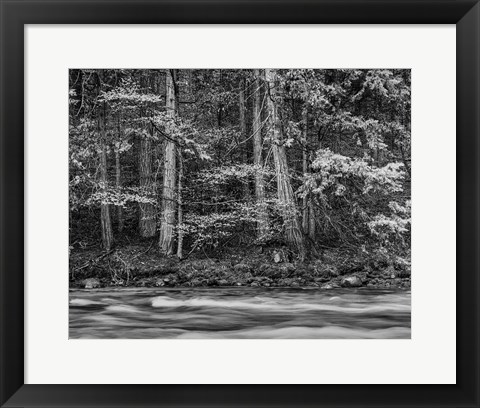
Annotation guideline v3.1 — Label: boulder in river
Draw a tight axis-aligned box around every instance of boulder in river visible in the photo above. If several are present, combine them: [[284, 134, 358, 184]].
[[83, 278, 100, 289], [341, 275, 363, 287]]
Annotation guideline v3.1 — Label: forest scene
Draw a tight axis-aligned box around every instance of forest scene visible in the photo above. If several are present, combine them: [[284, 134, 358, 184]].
[[69, 69, 411, 339]]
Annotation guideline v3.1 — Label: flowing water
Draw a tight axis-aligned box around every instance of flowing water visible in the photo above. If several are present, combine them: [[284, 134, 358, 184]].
[[69, 287, 411, 339]]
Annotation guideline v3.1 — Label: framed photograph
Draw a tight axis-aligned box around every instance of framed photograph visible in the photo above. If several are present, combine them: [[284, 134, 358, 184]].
[[1, 0, 478, 407]]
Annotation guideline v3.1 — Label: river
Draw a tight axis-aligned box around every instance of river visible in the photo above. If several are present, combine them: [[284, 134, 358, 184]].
[[69, 287, 411, 339]]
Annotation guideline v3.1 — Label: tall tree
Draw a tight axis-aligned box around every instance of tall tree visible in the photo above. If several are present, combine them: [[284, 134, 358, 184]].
[[138, 73, 157, 238], [138, 127, 156, 237], [252, 69, 268, 238], [159, 69, 178, 255], [239, 76, 247, 140], [238, 75, 250, 199], [265, 69, 305, 258], [114, 118, 124, 233], [98, 99, 113, 250], [176, 151, 184, 259], [301, 106, 315, 240]]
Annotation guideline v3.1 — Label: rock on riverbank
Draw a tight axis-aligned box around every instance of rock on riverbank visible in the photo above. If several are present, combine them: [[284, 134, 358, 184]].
[[70, 245, 411, 290]]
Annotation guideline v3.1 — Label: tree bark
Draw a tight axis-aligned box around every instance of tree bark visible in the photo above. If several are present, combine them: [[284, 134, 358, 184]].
[[176, 151, 184, 259], [304, 164, 316, 241], [265, 69, 305, 258], [301, 106, 316, 240], [253, 69, 268, 237], [239, 76, 247, 140], [308, 199, 316, 241], [159, 69, 178, 255], [239, 76, 250, 199], [115, 145, 124, 233], [302, 108, 309, 235], [99, 105, 113, 251], [115, 114, 124, 233], [139, 132, 156, 237]]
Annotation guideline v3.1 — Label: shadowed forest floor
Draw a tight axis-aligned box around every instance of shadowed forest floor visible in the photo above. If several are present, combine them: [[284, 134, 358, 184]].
[[69, 243, 411, 290]]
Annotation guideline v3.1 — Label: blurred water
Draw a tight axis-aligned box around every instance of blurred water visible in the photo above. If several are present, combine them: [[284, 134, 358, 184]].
[[69, 287, 411, 339]]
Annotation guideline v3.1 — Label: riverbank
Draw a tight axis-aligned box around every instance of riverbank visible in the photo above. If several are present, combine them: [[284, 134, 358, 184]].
[[69, 244, 411, 290]]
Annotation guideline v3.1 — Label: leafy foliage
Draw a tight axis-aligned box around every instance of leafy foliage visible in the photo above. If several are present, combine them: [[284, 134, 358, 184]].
[[69, 68, 410, 264]]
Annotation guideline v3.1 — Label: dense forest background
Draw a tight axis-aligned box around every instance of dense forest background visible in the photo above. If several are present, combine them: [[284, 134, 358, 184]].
[[69, 69, 411, 288]]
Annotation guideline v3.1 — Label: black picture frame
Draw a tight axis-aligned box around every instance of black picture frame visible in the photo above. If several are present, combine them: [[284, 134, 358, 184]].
[[1, 1, 478, 407]]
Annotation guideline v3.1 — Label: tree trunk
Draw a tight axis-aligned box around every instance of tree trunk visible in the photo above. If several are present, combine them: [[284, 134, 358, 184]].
[[265, 69, 305, 258], [115, 145, 124, 233], [239, 76, 250, 199], [253, 69, 268, 238], [176, 151, 184, 259], [299, 101, 317, 242], [302, 153, 314, 239], [115, 115, 124, 233], [239, 76, 247, 140], [159, 69, 177, 255], [302, 108, 309, 235], [308, 199, 316, 241], [99, 106, 113, 251], [139, 133, 156, 237], [301, 107, 316, 240]]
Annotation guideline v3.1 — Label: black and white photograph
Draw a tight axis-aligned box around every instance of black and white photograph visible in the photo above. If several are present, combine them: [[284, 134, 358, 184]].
[[69, 68, 411, 339]]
